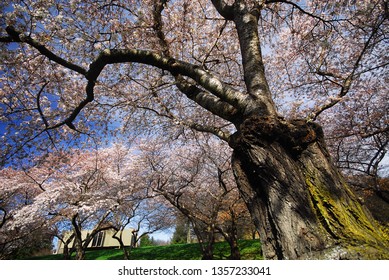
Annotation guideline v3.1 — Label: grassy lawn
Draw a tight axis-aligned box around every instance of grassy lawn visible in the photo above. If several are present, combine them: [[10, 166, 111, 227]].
[[31, 239, 262, 260]]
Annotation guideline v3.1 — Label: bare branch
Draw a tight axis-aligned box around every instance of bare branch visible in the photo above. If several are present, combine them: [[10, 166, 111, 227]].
[[202, 20, 228, 67], [128, 91, 232, 142], [5, 26, 87, 76], [309, 14, 387, 121], [361, 126, 389, 139], [152, 0, 170, 56], [35, 81, 58, 148], [265, 0, 343, 24]]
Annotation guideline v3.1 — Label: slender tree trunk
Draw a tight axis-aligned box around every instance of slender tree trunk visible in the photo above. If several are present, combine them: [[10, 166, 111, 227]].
[[217, 229, 241, 259], [200, 242, 214, 260], [226, 236, 241, 260], [230, 115, 389, 259], [58, 233, 74, 260], [112, 231, 130, 260], [62, 244, 70, 260], [192, 226, 215, 260], [116, 238, 130, 260], [229, 211, 241, 260], [186, 219, 192, 244], [218, 213, 241, 259], [71, 215, 85, 260], [62, 237, 74, 260], [73, 236, 85, 260]]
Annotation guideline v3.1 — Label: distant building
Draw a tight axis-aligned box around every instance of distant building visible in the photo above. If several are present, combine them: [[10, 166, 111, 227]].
[[55, 228, 136, 254]]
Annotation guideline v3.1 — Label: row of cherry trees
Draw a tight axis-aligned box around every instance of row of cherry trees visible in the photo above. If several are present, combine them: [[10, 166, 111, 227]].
[[0, 138, 254, 260], [139, 135, 254, 259], [0, 143, 172, 259]]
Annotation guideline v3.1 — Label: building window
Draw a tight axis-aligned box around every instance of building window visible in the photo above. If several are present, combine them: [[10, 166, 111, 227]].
[[91, 231, 105, 247]]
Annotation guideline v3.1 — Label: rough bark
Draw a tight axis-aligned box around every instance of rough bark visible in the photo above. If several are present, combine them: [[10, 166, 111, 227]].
[[230, 115, 389, 259]]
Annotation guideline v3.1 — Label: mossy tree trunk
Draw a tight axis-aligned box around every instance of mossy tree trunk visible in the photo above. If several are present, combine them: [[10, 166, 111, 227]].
[[230, 115, 389, 259]]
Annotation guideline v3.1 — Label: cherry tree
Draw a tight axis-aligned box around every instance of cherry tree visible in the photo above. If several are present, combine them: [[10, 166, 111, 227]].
[[4, 150, 111, 259], [110, 197, 175, 259], [140, 136, 252, 259], [3, 144, 141, 259], [322, 91, 388, 201], [1, 0, 388, 259], [140, 140, 220, 259], [102, 143, 176, 259], [264, 1, 389, 211], [0, 151, 69, 258], [0, 167, 48, 259], [51, 144, 152, 260], [1, 143, 173, 259]]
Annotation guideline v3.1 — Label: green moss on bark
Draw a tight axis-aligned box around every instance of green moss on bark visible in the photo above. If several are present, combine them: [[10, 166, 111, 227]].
[[305, 170, 389, 259]]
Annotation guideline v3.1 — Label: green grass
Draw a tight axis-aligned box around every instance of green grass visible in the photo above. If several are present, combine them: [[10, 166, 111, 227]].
[[31, 239, 262, 260]]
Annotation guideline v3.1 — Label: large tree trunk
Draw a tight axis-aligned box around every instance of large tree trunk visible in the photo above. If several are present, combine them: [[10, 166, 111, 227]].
[[230, 115, 389, 259]]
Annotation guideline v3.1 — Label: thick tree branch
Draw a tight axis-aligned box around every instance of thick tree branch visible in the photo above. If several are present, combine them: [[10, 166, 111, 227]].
[[152, 0, 170, 56], [151, 0, 237, 136], [185, 122, 231, 142], [211, 0, 234, 20], [175, 76, 239, 122], [87, 49, 249, 112], [0, 207, 7, 229], [3, 27, 248, 131], [0, 36, 13, 42], [232, 4, 277, 116]]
